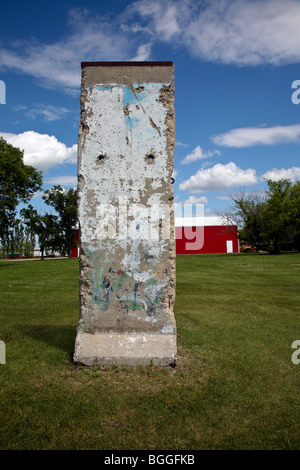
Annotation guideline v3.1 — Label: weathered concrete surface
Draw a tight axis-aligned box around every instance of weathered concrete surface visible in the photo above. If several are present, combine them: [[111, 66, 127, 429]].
[[74, 62, 176, 366], [74, 331, 177, 367]]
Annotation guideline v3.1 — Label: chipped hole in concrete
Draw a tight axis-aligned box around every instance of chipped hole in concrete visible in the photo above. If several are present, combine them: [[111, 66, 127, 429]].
[[97, 154, 107, 162], [146, 154, 155, 163]]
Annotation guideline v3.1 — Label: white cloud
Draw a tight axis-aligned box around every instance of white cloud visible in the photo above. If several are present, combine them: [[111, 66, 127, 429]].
[[132, 0, 180, 41], [130, 43, 152, 61], [2, 1, 300, 94], [184, 195, 208, 205], [175, 195, 208, 207], [134, 0, 300, 66], [172, 169, 178, 180], [26, 104, 72, 121], [212, 124, 300, 147], [0, 131, 77, 171], [175, 141, 188, 147], [181, 145, 221, 164], [262, 166, 300, 181], [0, 8, 140, 93], [179, 162, 257, 193], [31, 190, 45, 199], [45, 176, 78, 187]]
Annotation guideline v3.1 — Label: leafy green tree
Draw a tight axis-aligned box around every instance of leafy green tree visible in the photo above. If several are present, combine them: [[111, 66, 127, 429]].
[[262, 179, 295, 253], [230, 190, 267, 251], [0, 137, 42, 254], [42, 185, 77, 257], [222, 179, 300, 254], [0, 218, 35, 258], [21, 205, 60, 260]]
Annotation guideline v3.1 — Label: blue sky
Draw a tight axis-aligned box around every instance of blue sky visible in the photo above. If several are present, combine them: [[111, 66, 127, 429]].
[[0, 0, 300, 217]]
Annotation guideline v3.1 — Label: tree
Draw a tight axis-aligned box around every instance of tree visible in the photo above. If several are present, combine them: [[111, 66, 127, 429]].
[[21, 205, 60, 260], [0, 137, 42, 254], [0, 218, 35, 258], [262, 179, 295, 253], [42, 185, 77, 257], [219, 179, 300, 254], [217, 190, 267, 251]]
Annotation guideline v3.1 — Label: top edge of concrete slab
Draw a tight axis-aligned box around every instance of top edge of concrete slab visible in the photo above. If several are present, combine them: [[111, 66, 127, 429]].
[[81, 61, 173, 68]]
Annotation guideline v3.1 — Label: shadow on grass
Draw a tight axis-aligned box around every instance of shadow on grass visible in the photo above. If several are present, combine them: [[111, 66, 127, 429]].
[[0, 262, 25, 268], [21, 324, 76, 357]]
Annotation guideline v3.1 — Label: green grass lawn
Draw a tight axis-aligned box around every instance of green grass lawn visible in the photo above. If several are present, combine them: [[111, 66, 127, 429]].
[[0, 253, 299, 450]]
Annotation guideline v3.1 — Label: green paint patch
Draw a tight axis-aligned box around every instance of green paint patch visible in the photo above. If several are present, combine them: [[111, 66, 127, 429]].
[[85, 249, 164, 316], [125, 300, 142, 311]]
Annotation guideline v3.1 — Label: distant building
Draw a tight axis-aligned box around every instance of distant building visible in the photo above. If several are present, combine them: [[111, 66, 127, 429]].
[[70, 228, 80, 258], [175, 216, 239, 254]]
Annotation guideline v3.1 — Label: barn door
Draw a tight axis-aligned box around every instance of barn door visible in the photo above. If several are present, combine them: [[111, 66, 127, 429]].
[[226, 240, 233, 253]]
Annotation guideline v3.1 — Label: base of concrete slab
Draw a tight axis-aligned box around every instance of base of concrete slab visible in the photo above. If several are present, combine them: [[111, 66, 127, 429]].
[[73, 330, 177, 367]]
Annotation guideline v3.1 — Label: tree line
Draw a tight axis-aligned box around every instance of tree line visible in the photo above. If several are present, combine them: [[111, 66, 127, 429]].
[[0, 137, 77, 259], [219, 178, 300, 254]]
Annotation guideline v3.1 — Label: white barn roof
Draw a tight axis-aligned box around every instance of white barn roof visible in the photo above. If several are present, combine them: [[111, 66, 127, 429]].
[[175, 216, 236, 227]]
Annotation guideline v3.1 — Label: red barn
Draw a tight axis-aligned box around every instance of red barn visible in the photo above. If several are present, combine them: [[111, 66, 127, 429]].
[[175, 216, 239, 254], [70, 228, 80, 258], [71, 217, 239, 257]]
